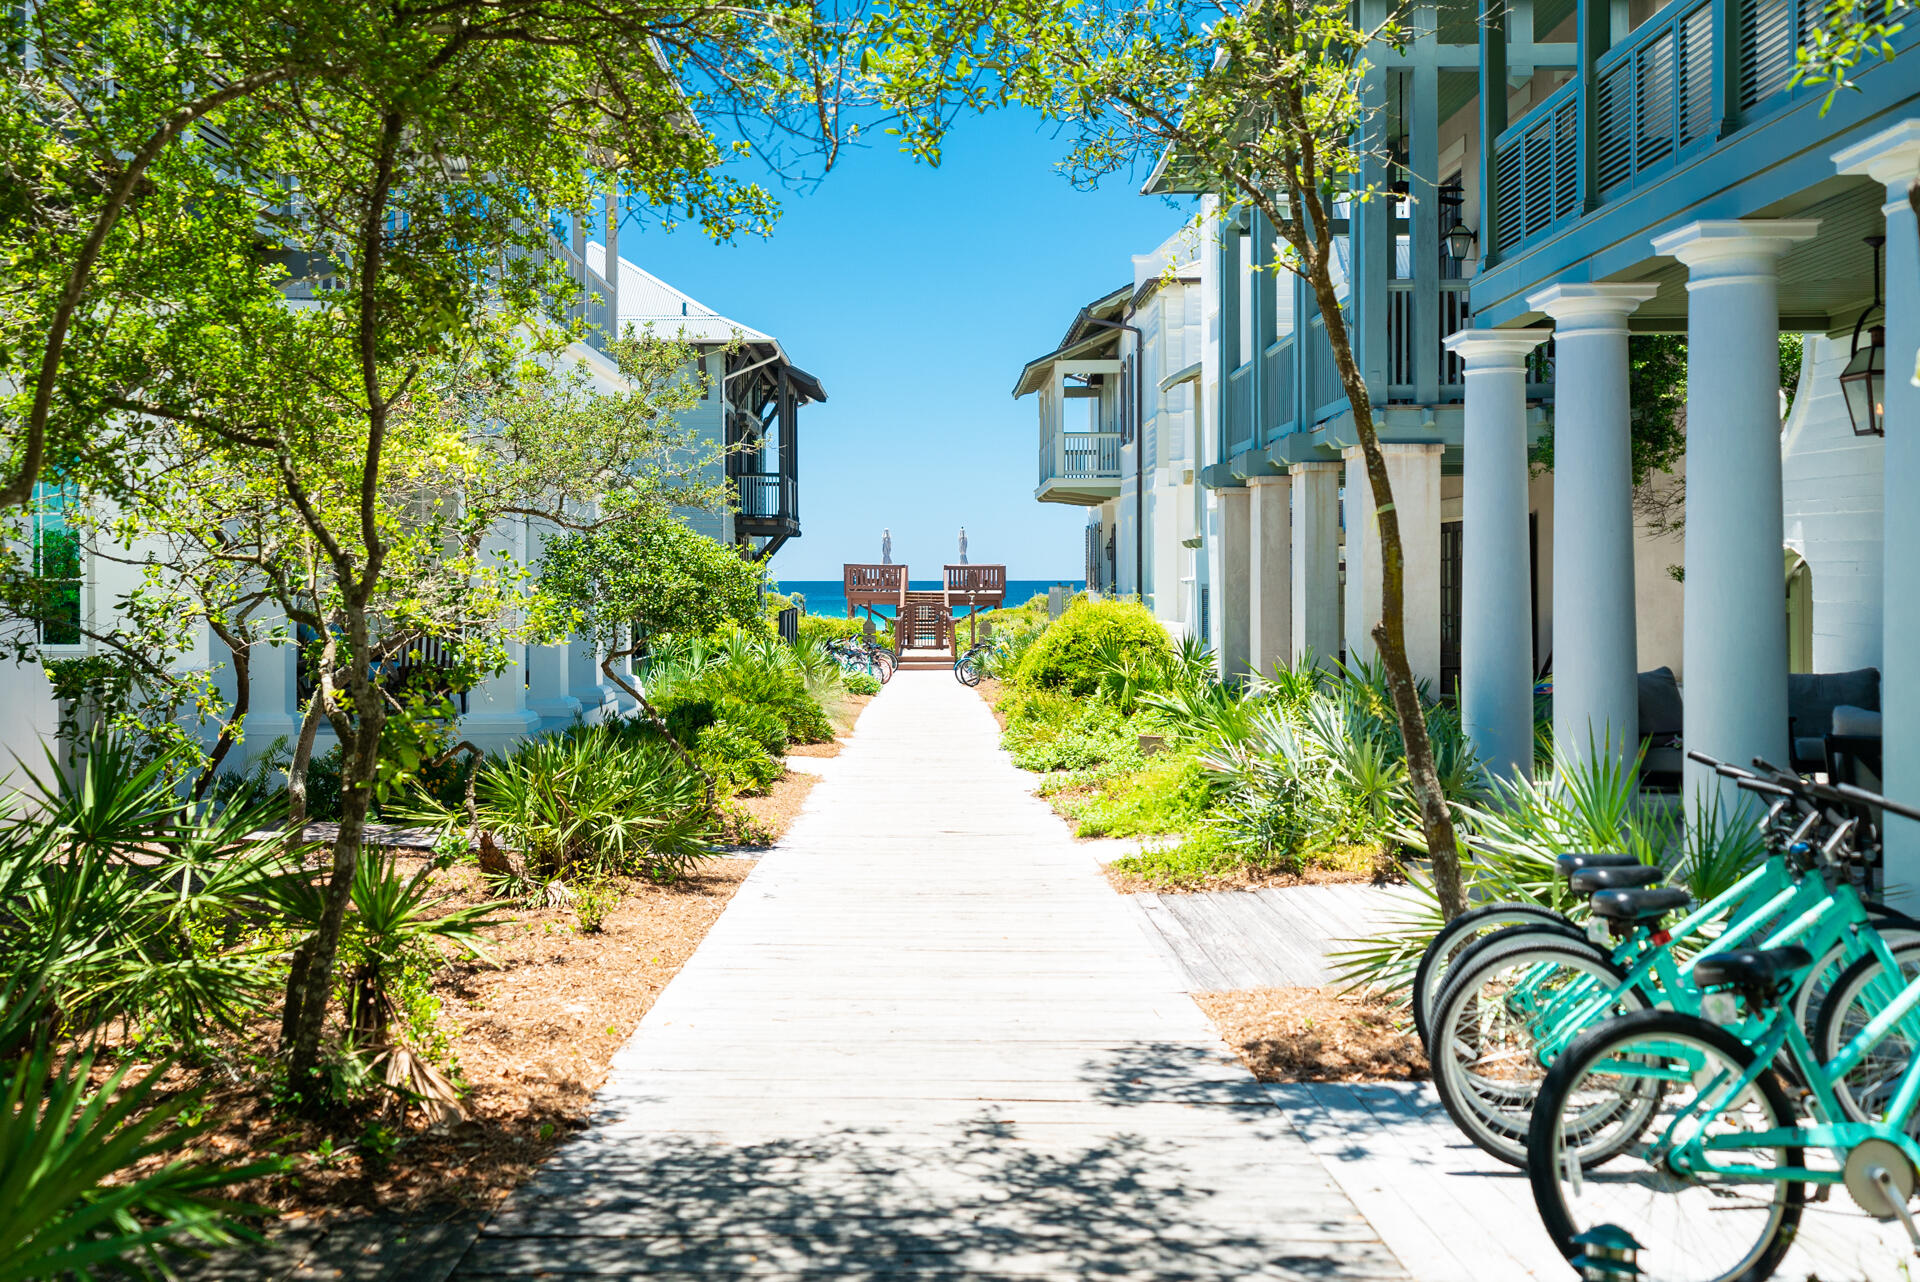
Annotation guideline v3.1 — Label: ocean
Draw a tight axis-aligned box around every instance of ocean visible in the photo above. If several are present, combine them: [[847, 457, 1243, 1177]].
[[775, 579, 1086, 620]]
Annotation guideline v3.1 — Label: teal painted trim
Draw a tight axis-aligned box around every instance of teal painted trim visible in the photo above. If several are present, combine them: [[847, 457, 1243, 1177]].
[[1229, 449, 1286, 480], [1199, 461, 1245, 490], [1472, 28, 1920, 327]]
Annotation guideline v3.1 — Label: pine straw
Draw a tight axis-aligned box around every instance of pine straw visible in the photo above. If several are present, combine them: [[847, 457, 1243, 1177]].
[[726, 770, 821, 844], [1102, 862, 1386, 895], [1194, 986, 1428, 1083], [117, 857, 753, 1221]]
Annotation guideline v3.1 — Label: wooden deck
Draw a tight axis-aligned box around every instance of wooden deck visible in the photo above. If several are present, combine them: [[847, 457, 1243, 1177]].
[[1125, 884, 1400, 992], [460, 671, 1405, 1280]]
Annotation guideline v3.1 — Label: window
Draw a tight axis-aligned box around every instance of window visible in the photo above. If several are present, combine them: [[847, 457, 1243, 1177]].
[[31, 484, 81, 646]]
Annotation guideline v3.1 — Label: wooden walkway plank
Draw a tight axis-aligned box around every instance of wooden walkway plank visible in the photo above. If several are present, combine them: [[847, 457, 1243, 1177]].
[[456, 671, 1408, 1281]]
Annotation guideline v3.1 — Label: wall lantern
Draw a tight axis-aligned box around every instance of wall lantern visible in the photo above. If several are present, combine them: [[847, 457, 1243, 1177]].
[[1840, 234, 1887, 438], [1444, 219, 1479, 264]]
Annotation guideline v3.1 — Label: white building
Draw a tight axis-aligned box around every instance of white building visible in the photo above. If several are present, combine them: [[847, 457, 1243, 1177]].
[[0, 237, 824, 774]]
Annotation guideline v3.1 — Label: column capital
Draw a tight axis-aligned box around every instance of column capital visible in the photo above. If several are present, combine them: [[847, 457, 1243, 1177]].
[[1289, 458, 1344, 476], [1445, 326, 1550, 370], [1650, 219, 1819, 285], [1833, 119, 1920, 192], [1526, 282, 1660, 335], [1245, 472, 1290, 488]]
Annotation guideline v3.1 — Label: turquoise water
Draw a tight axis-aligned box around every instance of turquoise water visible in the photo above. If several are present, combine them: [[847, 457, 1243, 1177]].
[[776, 579, 1085, 619]]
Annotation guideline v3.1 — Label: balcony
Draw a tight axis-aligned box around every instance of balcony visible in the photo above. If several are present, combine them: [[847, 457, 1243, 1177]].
[[1486, 0, 1902, 261], [733, 470, 798, 542], [1036, 430, 1124, 506]]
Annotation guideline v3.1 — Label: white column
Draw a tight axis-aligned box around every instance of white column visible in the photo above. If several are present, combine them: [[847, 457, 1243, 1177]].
[[243, 627, 301, 760], [1246, 475, 1292, 681], [1530, 284, 1658, 773], [1343, 448, 1376, 665], [1216, 485, 1252, 681], [1343, 443, 1444, 684], [1652, 219, 1818, 813], [462, 519, 542, 749], [1290, 460, 1343, 667], [1447, 328, 1549, 782], [1836, 122, 1920, 894], [568, 636, 614, 722], [525, 643, 581, 728]]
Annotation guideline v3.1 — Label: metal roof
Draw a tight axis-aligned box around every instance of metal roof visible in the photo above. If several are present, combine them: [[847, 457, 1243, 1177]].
[[585, 242, 824, 402]]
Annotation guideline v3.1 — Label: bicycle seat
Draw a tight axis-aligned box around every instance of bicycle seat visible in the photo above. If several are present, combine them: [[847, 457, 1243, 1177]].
[[1589, 886, 1691, 922], [1569, 865, 1664, 895], [1556, 853, 1641, 876], [1693, 945, 1814, 991]]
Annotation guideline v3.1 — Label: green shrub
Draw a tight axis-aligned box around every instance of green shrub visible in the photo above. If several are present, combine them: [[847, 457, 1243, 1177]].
[[454, 721, 715, 884], [844, 671, 881, 696], [1001, 693, 1144, 772], [713, 696, 788, 757], [798, 612, 893, 650], [696, 719, 783, 796], [1067, 754, 1215, 838], [1014, 599, 1173, 697]]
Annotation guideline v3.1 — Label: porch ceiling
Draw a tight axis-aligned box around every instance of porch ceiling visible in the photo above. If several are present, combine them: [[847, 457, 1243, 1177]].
[[1601, 180, 1889, 334]]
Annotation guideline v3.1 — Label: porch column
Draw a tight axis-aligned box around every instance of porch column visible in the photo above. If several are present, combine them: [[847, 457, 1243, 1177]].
[[1531, 283, 1658, 773], [1835, 122, 1920, 894], [463, 518, 543, 748], [244, 629, 301, 760], [1246, 474, 1292, 681], [1216, 484, 1252, 682], [568, 636, 614, 722], [1290, 460, 1343, 667], [525, 643, 581, 728], [1446, 328, 1549, 783], [1343, 443, 1444, 684], [1651, 219, 1818, 815]]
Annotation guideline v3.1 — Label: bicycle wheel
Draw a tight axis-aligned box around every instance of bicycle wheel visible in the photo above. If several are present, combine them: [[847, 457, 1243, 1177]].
[[1528, 1010, 1804, 1282], [873, 649, 895, 684], [1428, 930, 1646, 1167], [1795, 918, 1920, 1036], [1813, 939, 1920, 1134], [955, 653, 983, 687], [1413, 902, 1577, 1050]]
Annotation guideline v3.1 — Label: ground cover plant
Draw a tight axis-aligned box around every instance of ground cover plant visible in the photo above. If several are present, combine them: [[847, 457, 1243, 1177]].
[[982, 600, 1485, 893]]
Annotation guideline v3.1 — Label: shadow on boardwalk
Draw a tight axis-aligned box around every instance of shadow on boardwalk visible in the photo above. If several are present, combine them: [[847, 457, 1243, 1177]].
[[462, 1110, 1395, 1280]]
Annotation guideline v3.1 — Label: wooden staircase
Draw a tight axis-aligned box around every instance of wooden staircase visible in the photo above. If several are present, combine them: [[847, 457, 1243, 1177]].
[[895, 592, 953, 668]]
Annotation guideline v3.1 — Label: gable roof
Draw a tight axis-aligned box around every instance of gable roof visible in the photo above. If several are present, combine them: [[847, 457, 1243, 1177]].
[[583, 242, 823, 402]]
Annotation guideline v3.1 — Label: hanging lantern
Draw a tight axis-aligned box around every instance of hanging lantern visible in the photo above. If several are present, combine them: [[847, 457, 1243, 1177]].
[[1444, 219, 1479, 264], [1841, 235, 1887, 438]]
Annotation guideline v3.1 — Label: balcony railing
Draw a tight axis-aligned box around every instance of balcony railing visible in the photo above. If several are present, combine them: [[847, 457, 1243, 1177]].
[[1387, 281, 1475, 399], [1491, 79, 1579, 255], [1039, 431, 1123, 485], [735, 470, 796, 523], [1226, 364, 1255, 455], [1262, 338, 1296, 437], [1489, 0, 1898, 259]]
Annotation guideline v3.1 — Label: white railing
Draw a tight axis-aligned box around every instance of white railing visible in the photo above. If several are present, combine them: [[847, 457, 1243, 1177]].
[[1039, 431, 1124, 485]]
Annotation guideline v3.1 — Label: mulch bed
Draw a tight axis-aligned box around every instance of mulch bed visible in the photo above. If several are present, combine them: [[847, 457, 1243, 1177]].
[[726, 771, 821, 845], [122, 857, 753, 1221], [1102, 862, 1389, 895], [1195, 986, 1428, 1083]]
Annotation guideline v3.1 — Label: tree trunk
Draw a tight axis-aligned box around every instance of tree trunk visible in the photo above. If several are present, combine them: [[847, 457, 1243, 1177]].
[[1307, 272, 1469, 920], [286, 688, 326, 829], [193, 626, 250, 801], [283, 656, 387, 1098]]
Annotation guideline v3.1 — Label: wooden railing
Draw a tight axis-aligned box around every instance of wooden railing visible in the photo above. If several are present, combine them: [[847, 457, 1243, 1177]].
[[1386, 281, 1475, 400], [1594, 0, 1716, 200], [1491, 79, 1580, 255], [1039, 431, 1123, 485], [735, 470, 796, 522], [843, 563, 907, 612]]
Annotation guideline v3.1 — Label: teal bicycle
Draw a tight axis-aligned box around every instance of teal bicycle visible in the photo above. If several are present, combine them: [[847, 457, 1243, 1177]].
[[1426, 756, 1920, 1167], [1526, 767, 1920, 1282]]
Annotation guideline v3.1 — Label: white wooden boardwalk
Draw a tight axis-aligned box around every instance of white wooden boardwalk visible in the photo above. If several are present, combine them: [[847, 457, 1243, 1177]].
[[457, 671, 1407, 1281]]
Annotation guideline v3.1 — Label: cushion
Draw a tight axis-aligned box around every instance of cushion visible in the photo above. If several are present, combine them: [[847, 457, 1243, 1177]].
[[1637, 667, 1685, 739], [1787, 668, 1880, 741], [1833, 704, 1883, 737]]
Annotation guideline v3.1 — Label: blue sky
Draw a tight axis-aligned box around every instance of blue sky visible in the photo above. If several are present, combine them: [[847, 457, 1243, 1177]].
[[617, 110, 1191, 582]]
